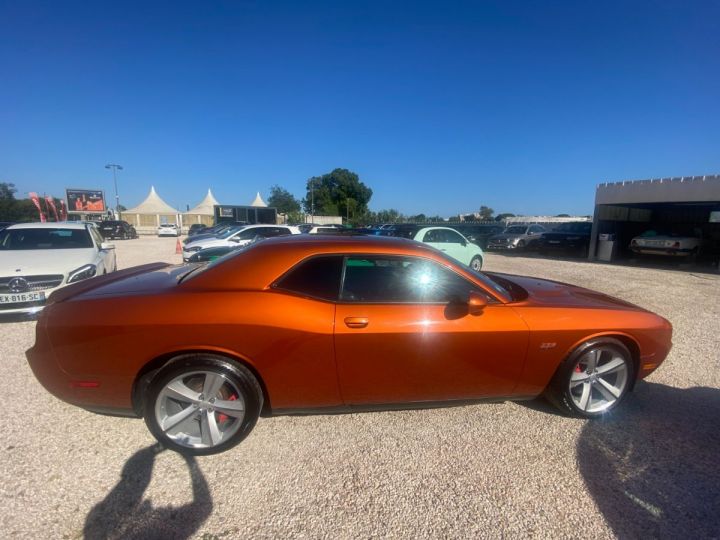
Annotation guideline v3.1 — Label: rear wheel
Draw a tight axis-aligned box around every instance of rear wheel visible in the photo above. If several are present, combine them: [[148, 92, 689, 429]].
[[144, 354, 262, 455], [545, 339, 634, 418], [469, 256, 483, 271]]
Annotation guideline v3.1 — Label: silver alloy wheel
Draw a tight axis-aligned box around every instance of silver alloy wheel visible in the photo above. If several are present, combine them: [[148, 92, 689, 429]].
[[470, 257, 483, 271], [569, 346, 629, 413], [155, 370, 246, 449]]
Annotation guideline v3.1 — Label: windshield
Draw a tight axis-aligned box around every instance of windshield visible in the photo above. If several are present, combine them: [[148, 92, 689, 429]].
[[217, 225, 246, 239], [553, 222, 591, 233], [0, 228, 94, 250], [504, 226, 527, 235]]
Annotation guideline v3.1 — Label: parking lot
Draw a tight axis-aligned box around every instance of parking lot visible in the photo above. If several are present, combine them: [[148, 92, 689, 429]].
[[2, 236, 719, 539]]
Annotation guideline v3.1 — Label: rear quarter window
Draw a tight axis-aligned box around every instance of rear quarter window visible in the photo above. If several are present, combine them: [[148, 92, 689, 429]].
[[273, 255, 344, 301]]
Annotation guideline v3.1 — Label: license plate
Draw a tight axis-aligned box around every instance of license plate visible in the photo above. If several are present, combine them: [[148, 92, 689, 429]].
[[0, 291, 46, 304], [548, 240, 560, 244]]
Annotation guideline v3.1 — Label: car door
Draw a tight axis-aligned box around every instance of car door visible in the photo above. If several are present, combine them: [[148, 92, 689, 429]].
[[334, 255, 529, 405], [421, 228, 471, 265]]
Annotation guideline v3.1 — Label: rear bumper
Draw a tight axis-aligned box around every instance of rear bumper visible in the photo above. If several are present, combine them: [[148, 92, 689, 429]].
[[26, 313, 136, 414]]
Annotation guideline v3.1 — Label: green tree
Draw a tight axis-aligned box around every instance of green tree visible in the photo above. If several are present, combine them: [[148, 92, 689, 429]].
[[304, 168, 372, 217], [0, 182, 17, 200], [268, 185, 301, 214], [479, 205, 494, 221], [0, 185, 57, 222]]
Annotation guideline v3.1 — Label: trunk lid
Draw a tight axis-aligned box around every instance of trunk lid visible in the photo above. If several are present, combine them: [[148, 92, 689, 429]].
[[46, 262, 179, 304]]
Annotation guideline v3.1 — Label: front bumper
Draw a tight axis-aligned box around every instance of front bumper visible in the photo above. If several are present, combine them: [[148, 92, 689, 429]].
[[631, 247, 695, 257]]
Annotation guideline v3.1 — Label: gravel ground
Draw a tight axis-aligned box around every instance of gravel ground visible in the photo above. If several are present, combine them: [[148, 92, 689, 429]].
[[1, 236, 719, 539]]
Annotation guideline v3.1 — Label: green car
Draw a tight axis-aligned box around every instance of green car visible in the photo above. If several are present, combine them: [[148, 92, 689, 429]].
[[413, 227, 485, 271]]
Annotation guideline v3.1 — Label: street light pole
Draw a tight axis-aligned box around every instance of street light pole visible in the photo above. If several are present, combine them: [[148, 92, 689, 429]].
[[105, 163, 123, 217], [310, 179, 314, 224]]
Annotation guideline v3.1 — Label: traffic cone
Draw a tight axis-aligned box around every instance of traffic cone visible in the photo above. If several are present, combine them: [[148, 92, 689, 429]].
[[175, 238, 182, 255]]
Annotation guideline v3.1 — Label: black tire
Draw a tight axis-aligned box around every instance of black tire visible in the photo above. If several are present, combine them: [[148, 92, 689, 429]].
[[544, 338, 634, 419], [469, 255, 483, 271], [144, 354, 263, 455], [517, 240, 526, 250]]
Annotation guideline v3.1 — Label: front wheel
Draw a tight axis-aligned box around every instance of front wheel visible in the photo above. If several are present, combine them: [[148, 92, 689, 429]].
[[144, 354, 263, 455], [544, 338, 634, 418], [469, 255, 483, 271]]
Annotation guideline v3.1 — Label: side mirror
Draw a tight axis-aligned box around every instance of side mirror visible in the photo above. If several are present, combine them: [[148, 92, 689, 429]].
[[101, 242, 115, 250], [467, 290, 487, 315]]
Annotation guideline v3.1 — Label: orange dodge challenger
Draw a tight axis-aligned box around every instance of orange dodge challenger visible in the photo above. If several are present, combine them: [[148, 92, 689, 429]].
[[27, 236, 672, 455]]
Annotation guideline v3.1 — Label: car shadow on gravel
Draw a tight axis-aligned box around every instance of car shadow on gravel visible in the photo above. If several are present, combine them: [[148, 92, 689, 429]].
[[84, 444, 212, 540], [577, 382, 720, 538]]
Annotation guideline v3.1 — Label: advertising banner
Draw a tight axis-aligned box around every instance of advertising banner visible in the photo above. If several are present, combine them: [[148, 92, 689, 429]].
[[59, 199, 68, 221], [66, 189, 106, 213], [45, 196, 60, 221], [29, 192, 47, 222]]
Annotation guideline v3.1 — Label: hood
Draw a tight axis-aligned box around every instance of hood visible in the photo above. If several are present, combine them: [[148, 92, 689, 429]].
[[634, 235, 696, 242], [490, 234, 522, 241], [184, 238, 234, 250], [542, 231, 590, 239], [0, 249, 98, 276], [491, 273, 644, 311]]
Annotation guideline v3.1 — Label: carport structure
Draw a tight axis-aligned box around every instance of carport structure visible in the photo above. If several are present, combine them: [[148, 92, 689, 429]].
[[589, 175, 720, 266]]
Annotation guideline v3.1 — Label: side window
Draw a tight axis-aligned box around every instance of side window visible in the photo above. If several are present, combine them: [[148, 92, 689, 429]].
[[273, 256, 344, 301], [341, 256, 480, 303], [237, 228, 261, 240], [445, 230, 465, 244], [423, 230, 440, 242]]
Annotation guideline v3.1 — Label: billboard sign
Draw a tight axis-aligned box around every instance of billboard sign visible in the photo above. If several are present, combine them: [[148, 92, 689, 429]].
[[66, 189, 106, 213]]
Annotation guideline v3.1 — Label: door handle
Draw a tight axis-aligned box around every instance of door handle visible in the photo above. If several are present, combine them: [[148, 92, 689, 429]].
[[344, 317, 369, 329]]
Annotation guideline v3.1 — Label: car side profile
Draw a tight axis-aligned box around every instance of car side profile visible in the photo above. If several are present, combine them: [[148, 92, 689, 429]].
[[99, 220, 138, 240], [27, 236, 671, 455], [182, 224, 300, 261], [0, 222, 117, 314], [414, 226, 484, 270], [487, 225, 546, 251]]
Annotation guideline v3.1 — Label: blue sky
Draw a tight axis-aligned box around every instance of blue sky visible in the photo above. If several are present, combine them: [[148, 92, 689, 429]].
[[1, 1, 718, 217]]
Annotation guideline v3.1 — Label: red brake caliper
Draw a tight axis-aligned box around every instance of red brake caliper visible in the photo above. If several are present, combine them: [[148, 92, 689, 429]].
[[217, 394, 237, 423]]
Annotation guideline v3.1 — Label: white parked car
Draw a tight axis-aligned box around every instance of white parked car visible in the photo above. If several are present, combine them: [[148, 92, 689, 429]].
[[157, 223, 181, 237], [182, 224, 301, 261], [413, 226, 485, 271], [0, 222, 117, 314], [630, 230, 703, 258]]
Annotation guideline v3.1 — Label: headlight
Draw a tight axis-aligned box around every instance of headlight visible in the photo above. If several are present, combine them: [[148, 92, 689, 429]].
[[68, 264, 97, 283], [185, 246, 203, 253]]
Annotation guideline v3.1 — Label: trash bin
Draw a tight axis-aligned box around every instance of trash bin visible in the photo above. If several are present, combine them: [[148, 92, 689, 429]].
[[597, 234, 617, 261]]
